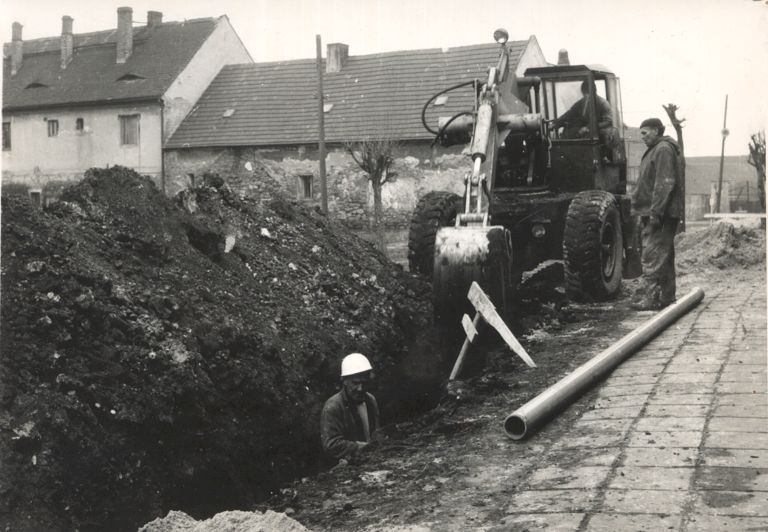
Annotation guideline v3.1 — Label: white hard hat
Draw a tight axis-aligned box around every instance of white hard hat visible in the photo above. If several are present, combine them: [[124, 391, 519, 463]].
[[340, 353, 372, 377]]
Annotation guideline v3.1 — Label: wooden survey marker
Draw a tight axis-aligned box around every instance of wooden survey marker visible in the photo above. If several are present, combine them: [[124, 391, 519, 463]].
[[449, 282, 536, 380]]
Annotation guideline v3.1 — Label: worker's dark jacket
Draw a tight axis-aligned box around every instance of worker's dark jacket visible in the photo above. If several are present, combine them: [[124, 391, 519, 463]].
[[320, 389, 380, 460], [632, 136, 685, 219]]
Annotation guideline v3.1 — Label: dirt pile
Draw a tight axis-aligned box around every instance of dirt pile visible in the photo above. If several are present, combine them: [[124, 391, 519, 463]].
[[0, 167, 443, 531], [676, 222, 766, 271], [139, 509, 309, 532]]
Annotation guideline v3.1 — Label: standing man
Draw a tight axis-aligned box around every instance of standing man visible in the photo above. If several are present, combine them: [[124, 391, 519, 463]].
[[631, 117, 685, 310], [320, 353, 380, 461]]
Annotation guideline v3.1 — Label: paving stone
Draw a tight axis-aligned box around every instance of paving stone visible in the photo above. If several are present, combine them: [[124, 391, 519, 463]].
[[717, 381, 767, 394], [622, 446, 698, 467], [694, 490, 768, 516], [658, 372, 719, 385], [552, 432, 627, 450], [619, 358, 669, 368], [696, 466, 768, 491], [571, 418, 634, 434], [545, 448, 618, 468], [602, 488, 689, 514], [499, 512, 585, 531], [603, 375, 660, 386], [505, 489, 599, 514], [709, 416, 767, 433], [646, 393, 714, 405], [593, 394, 650, 408], [609, 365, 663, 378], [526, 465, 611, 490], [608, 466, 694, 490], [597, 384, 656, 397], [671, 353, 727, 365], [701, 448, 768, 468], [655, 382, 718, 395], [705, 431, 768, 450], [665, 362, 721, 374], [579, 405, 645, 421], [712, 403, 768, 418], [720, 368, 767, 383], [730, 353, 768, 365], [626, 430, 702, 448], [635, 416, 706, 432], [683, 514, 768, 531], [718, 393, 767, 406], [584, 512, 681, 531], [644, 404, 709, 417]]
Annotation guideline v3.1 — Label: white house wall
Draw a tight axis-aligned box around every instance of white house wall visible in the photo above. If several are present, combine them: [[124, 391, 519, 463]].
[[2, 103, 162, 186], [516, 36, 548, 76], [162, 17, 253, 141]]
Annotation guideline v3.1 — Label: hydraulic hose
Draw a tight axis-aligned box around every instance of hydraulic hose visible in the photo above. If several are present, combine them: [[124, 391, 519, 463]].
[[421, 79, 479, 135]]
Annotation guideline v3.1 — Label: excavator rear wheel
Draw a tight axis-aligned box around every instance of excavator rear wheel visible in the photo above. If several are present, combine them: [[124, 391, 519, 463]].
[[563, 190, 623, 301], [407, 191, 462, 278]]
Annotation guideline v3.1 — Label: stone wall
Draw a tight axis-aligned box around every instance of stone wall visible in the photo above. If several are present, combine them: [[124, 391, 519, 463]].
[[163, 142, 473, 229]]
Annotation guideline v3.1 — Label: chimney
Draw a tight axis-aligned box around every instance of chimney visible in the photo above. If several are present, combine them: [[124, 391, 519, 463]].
[[10, 22, 23, 76], [147, 11, 162, 27], [60, 16, 74, 69], [326, 43, 348, 73], [116, 6, 133, 64], [557, 49, 570, 66]]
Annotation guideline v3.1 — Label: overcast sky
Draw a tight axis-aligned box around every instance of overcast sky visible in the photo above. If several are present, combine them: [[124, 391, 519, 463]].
[[2, 0, 767, 157]]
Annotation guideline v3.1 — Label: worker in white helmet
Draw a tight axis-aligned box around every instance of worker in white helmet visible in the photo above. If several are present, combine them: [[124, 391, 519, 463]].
[[320, 353, 380, 460]]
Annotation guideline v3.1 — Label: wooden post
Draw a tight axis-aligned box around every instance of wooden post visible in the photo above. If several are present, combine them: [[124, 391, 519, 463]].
[[316, 35, 328, 214], [716, 95, 729, 214]]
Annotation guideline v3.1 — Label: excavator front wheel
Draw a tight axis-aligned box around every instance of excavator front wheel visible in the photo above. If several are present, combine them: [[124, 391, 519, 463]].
[[407, 191, 462, 278], [563, 191, 623, 301]]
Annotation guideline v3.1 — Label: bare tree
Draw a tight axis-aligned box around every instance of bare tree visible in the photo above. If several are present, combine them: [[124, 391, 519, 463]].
[[663, 104, 686, 229], [345, 137, 398, 254], [747, 131, 766, 211]]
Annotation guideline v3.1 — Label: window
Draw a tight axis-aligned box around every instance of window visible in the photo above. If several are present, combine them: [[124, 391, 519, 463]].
[[75, 117, 84, 132], [119, 114, 140, 145], [2, 122, 10, 150], [297, 174, 313, 199], [47, 119, 59, 137]]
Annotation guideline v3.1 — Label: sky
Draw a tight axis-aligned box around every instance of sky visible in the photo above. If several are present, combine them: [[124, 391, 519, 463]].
[[2, 0, 767, 157]]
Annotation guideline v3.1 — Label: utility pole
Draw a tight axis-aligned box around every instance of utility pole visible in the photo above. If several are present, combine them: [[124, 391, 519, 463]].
[[716, 95, 729, 213], [315, 34, 329, 214]]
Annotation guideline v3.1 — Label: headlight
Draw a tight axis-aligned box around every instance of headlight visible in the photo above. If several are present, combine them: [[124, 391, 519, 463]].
[[532, 224, 546, 238]]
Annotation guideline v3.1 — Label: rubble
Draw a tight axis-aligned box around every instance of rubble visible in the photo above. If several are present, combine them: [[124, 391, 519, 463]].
[[0, 167, 443, 531]]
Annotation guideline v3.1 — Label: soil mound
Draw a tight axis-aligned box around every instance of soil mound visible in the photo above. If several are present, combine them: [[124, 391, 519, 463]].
[[139, 509, 309, 532], [0, 167, 443, 531], [676, 222, 766, 271]]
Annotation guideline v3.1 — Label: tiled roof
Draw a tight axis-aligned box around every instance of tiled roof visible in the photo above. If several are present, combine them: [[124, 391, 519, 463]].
[[2, 18, 219, 110], [166, 40, 532, 148]]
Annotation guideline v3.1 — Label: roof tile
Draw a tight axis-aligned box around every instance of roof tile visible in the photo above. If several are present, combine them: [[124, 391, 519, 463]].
[[167, 41, 530, 148]]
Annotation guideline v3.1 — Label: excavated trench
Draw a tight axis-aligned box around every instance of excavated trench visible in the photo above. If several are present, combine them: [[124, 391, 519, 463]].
[[0, 167, 452, 531]]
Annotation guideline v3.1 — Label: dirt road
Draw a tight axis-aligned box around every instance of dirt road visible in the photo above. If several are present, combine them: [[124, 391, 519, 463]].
[[284, 253, 766, 530]]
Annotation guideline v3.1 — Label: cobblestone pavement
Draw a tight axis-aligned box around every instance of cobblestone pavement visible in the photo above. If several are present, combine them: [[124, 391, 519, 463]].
[[500, 269, 767, 531]]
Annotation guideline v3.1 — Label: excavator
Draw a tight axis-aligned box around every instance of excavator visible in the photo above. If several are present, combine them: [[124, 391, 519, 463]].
[[407, 29, 640, 324]]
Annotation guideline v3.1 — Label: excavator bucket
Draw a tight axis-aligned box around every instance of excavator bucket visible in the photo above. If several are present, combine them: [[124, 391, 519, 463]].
[[432, 225, 513, 325]]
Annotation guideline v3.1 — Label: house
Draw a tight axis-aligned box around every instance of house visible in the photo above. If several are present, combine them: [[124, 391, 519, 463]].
[[163, 37, 548, 227], [2, 7, 252, 197], [685, 155, 762, 219]]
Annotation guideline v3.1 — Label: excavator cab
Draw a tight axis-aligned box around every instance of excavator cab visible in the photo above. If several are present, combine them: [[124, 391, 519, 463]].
[[524, 65, 627, 194]]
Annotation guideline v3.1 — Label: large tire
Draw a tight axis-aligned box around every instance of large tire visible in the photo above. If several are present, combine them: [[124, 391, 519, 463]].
[[563, 190, 623, 301], [407, 191, 461, 278]]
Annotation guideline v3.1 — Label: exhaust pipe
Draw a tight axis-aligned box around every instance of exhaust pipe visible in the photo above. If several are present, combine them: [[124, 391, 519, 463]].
[[504, 287, 705, 440]]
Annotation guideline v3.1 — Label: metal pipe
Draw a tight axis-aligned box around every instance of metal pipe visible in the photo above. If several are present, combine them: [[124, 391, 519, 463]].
[[504, 287, 705, 440]]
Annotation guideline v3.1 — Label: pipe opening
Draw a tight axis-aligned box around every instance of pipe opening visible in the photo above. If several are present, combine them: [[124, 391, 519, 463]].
[[504, 415, 527, 440]]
